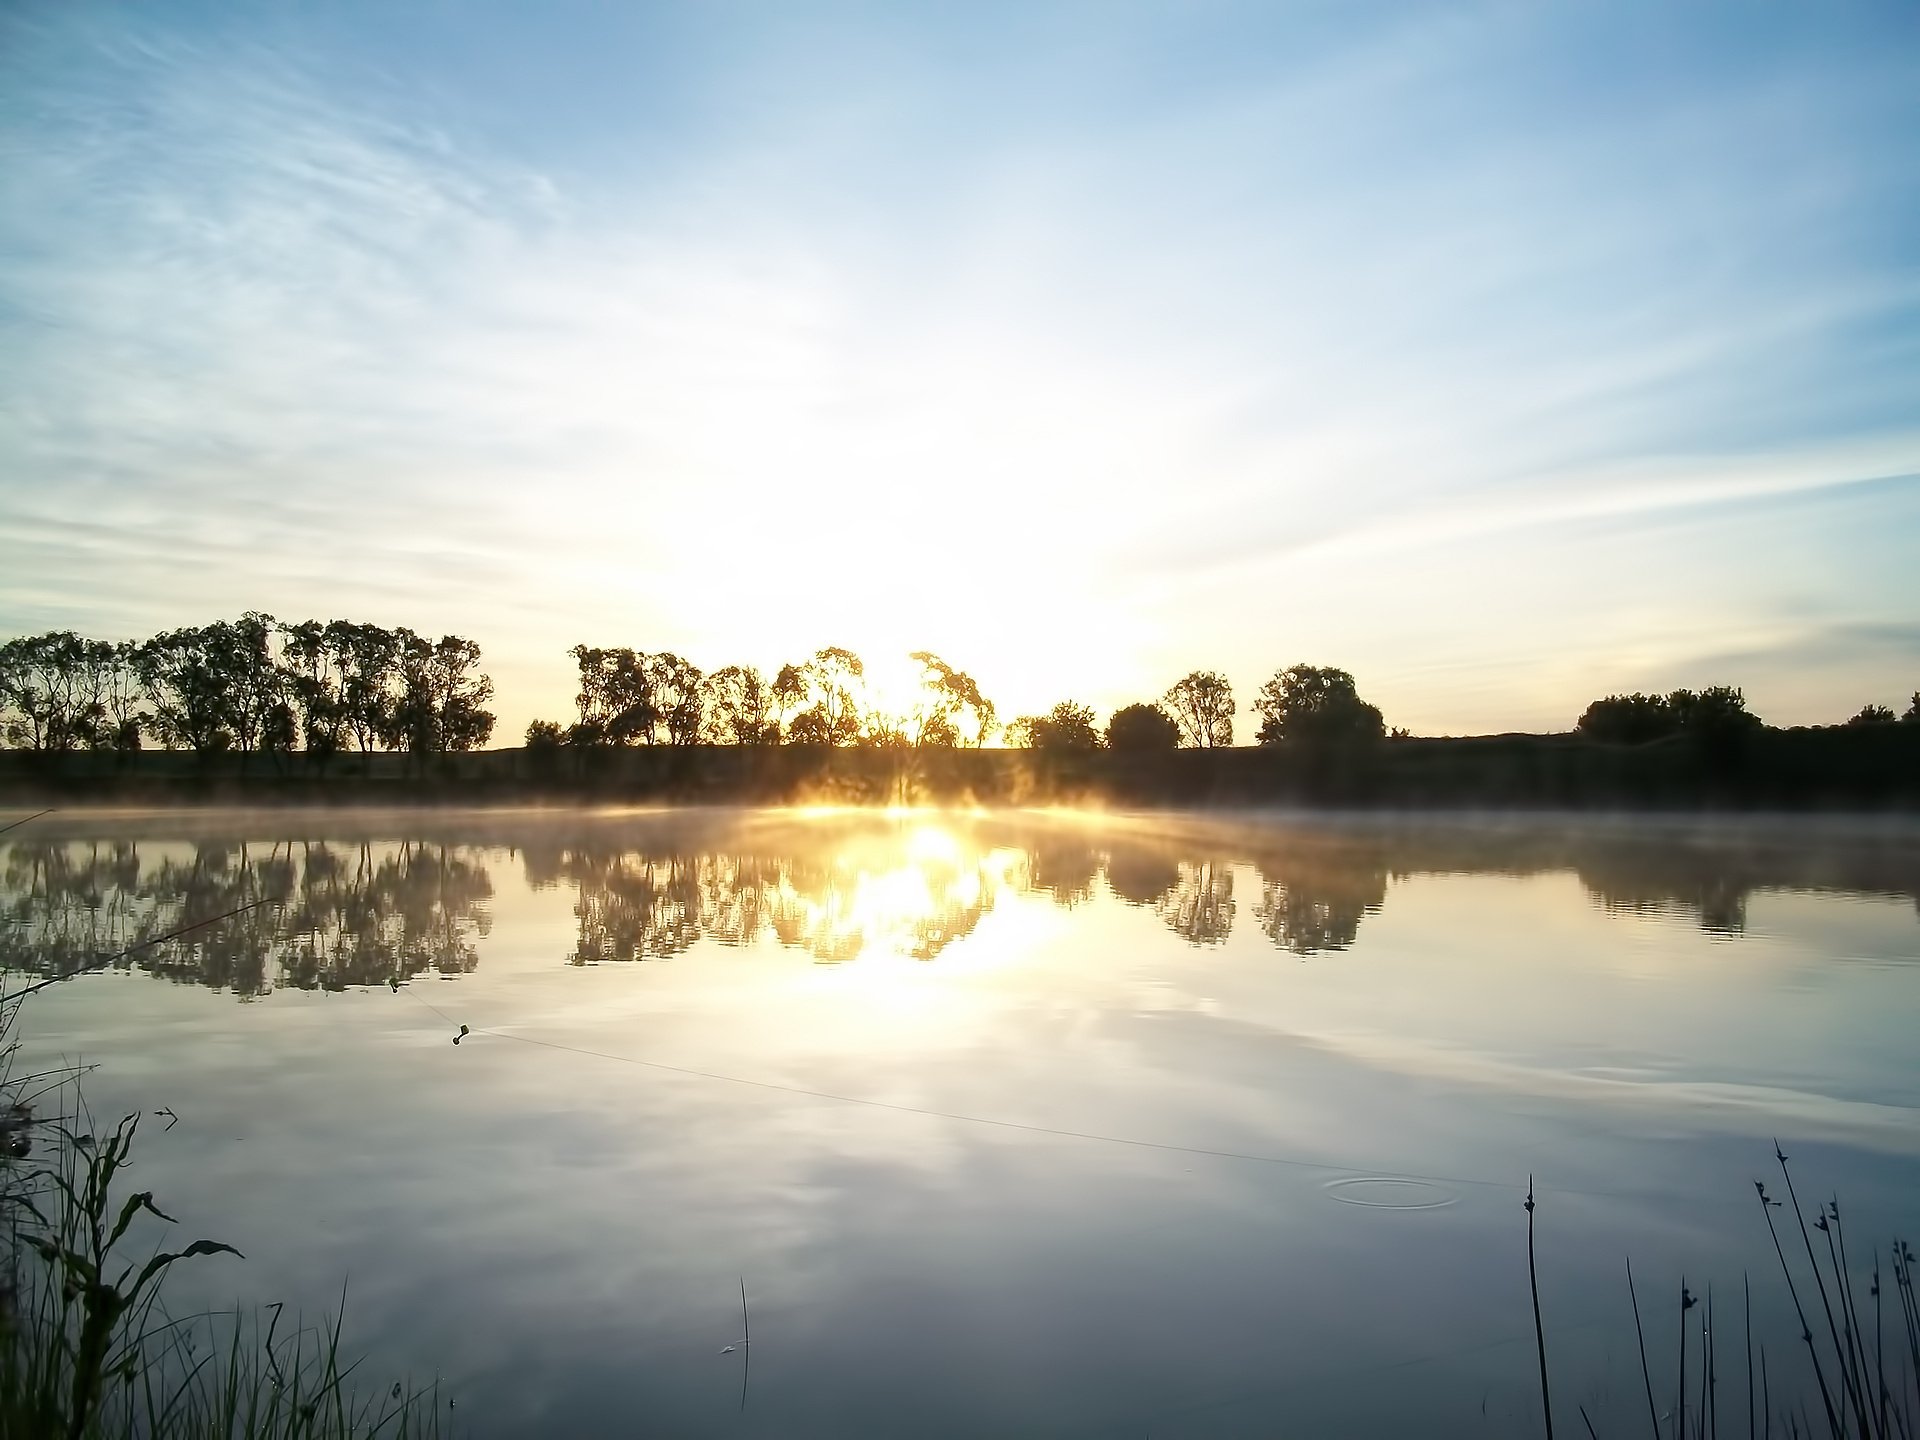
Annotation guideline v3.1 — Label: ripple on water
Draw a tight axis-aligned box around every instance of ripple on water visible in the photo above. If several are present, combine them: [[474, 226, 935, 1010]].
[[1321, 1176, 1459, 1211]]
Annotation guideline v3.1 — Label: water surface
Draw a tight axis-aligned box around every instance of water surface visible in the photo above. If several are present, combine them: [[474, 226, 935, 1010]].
[[4, 807, 1917, 1436]]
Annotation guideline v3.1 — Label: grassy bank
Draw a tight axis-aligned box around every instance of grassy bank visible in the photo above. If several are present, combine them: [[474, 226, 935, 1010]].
[[4, 723, 1920, 809]]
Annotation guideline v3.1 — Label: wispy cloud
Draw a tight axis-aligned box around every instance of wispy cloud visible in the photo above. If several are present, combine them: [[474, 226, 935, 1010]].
[[1, 2, 1915, 734]]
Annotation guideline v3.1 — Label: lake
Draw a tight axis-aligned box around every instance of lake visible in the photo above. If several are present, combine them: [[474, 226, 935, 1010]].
[[4, 806, 1918, 1437]]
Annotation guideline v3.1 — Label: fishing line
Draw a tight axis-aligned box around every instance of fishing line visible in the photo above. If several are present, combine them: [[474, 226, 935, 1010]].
[[0, 808, 55, 839], [436, 1014, 1734, 1208], [0, 897, 278, 1005]]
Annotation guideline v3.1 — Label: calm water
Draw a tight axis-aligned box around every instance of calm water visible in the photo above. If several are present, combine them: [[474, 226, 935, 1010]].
[[4, 807, 1918, 1437]]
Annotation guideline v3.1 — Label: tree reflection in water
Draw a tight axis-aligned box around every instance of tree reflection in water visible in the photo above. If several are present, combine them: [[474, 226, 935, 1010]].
[[4, 817, 1908, 997], [1253, 849, 1389, 955], [0, 838, 490, 996], [534, 830, 995, 965]]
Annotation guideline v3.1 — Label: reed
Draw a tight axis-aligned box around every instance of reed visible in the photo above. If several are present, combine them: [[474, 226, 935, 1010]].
[[1, 1004, 442, 1439]]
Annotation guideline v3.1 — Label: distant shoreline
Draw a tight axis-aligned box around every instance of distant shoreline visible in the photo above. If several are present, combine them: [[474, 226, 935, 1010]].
[[3, 725, 1916, 810]]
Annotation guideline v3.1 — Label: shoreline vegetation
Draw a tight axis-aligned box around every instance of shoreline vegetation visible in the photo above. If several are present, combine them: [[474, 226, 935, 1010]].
[[2, 620, 1918, 810], [3, 724, 1919, 809], [0, 1012, 444, 1438]]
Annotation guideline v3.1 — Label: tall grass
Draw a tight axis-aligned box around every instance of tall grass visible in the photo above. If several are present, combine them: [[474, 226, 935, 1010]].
[[1, 999, 444, 1439], [1533, 1151, 1918, 1440]]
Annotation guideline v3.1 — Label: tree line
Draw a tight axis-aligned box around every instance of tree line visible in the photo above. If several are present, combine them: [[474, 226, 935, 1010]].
[[1574, 686, 1920, 743], [0, 617, 496, 768], [5, 621, 1914, 760], [529, 649, 1402, 754]]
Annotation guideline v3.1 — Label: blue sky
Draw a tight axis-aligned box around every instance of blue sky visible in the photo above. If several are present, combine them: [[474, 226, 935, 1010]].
[[2, 1, 1916, 738]]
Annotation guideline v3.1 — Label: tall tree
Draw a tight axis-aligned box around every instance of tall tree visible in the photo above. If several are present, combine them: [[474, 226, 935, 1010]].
[[1252, 665, 1384, 744], [339, 623, 402, 756], [703, 665, 776, 744], [1164, 670, 1234, 748], [394, 632, 496, 762], [281, 620, 349, 765], [136, 626, 239, 757], [0, 632, 96, 751], [770, 663, 807, 743], [791, 647, 864, 745], [646, 652, 705, 745], [909, 652, 995, 747]]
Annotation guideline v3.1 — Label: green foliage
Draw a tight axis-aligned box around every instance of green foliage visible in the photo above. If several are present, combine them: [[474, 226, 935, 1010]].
[[1163, 671, 1234, 748], [1252, 665, 1384, 745], [0, 1107, 443, 1439], [1104, 703, 1179, 752]]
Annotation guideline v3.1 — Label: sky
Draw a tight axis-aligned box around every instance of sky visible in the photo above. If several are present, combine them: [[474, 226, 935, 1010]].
[[1, 1, 1916, 740]]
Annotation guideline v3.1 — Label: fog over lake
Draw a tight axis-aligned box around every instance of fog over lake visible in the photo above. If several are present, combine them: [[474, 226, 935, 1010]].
[[5, 807, 1917, 1437]]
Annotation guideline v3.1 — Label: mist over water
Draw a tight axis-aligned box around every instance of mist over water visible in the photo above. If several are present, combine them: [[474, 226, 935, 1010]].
[[5, 807, 1918, 1436]]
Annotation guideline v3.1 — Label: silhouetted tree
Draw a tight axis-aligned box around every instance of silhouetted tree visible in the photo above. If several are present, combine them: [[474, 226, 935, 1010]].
[[1105, 702, 1179, 752], [646, 652, 705, 745], [1164, 670, 1234, 748], [909, 652, 995, 747], [770, 663, 807, 742], [703, 665, 776, 743], [1010, 702, 1100, 751], [1576, 692, 1676, 744], [568, 645, 655, 744], [1252, 665, 1384, 744], [338, 622, 402, 757], [1577, 686, 1760, 745], [136, 626, 241, 757], [393, 632, 496, 763], [1906, 692, 1920, 723], [281, 619, 350, 766], [790, 647, 864, 745], [0, 632, 100, 751], [1847, 703, 1897, 725]]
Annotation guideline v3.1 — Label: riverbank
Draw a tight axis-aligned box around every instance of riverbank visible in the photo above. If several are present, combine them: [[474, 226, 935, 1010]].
[[2, 723, 1917, 809]]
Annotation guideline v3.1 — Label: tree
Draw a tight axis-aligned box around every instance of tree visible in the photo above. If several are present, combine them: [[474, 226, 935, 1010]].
[[770, 663, 807, 743], [0, 632, 97, 751], [1576, 693, 1676, 744], [702, 665, 776, 744], [525, 719, 565, 751], [338, 623, 402, 757], [909, 652, 995, 747], [223, 612, 286, 766], [1577, 687, 1760, 744], [1105, 702, 1179, 752], [393, 631, 496, 764], [135, 626, 240, 757], [1010, 701, 1100, 752], [281, 620, 350, 765], [1252, 665, 1384, 745], [791, 647, 864, 746], [1164, 671, 1234, 748], [1666, 686, 1761, 740], [1846, 703, 1897, 726], [646, 652, 705, 745], [1906, 693, 1920, 723]]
